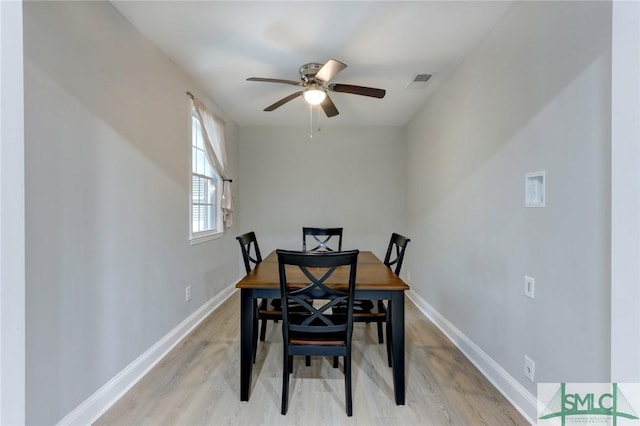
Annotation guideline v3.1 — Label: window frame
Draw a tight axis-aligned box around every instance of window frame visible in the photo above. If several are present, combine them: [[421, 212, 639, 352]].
[[189, 108, 224, 244]]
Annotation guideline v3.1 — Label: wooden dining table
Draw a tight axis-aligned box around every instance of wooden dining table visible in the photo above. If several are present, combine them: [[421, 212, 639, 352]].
[[235, 250, 410, 405]]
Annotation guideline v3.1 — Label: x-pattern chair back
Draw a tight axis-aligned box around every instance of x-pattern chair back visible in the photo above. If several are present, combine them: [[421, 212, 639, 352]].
[[384, 233, 411, 276], [287, 265, 349, 333], [302, 227, 343, 252], [236, 231, 262, 273]]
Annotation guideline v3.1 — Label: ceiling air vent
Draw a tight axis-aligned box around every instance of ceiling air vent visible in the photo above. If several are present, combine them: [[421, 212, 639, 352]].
[[414, 74, 432, 82], [406, 73, 433, 89]]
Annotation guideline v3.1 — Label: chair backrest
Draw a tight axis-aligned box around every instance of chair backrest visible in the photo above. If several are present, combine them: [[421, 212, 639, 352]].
[[277, 249, 359, 340], [302, 227, 343, 252], [236, 231, 263, 274], [383, 233, 411, 276]]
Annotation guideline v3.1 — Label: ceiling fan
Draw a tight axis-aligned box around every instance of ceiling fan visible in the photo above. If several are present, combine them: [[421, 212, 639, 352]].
[[247, 59, 386, 118]]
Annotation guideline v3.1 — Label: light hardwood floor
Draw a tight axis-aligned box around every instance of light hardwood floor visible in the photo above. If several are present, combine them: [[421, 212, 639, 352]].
[[95, 292, 529, 425]]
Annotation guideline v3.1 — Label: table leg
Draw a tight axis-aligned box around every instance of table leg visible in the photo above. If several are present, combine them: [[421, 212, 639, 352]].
[[390, 291, 405, 405], [240, 289, 255, 401]]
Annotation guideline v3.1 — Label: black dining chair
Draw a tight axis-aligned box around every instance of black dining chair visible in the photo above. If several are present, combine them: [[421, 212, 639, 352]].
[[334, 232, 410, 367], [384, 232, 411, 276], [381, 232, 411, 365], [277, 249, 359, 416], [302, 227, 343, 252], [236, 231, 280, 363], [301, 226, 344, 366]]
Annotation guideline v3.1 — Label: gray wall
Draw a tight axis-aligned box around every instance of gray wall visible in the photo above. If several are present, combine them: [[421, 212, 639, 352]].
[[1, 1, 26, 424], [23, 2, 239, 424], [405, 0, 611, 404], [237, 126, 406, 262], [611, 0, 640, 382], [17, 0, 628, 424]]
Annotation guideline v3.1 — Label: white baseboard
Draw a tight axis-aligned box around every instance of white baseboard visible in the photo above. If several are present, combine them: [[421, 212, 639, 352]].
[[57, 284, 238, 426], [406, 290, 537, 425], [58, 285, 536, 425]]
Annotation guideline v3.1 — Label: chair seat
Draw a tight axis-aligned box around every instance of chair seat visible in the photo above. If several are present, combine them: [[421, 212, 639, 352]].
[[352, 311, 386, 319], [333, 300, 385, 317], [290, 332, 346, 346], [257, 308, 283, 319]]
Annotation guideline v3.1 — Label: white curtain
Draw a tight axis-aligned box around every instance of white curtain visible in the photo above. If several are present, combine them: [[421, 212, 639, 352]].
[[192, 97, 233, 227]]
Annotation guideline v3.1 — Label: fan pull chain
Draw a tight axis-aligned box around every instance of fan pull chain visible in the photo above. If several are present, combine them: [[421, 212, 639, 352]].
[[309, 104, 312, 138]]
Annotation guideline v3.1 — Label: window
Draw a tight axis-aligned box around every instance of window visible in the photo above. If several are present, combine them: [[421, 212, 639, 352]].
[[190, 109, 223, 242]]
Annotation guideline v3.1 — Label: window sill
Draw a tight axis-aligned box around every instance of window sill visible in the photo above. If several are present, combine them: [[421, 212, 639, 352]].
[[190, 230, 224, 245]]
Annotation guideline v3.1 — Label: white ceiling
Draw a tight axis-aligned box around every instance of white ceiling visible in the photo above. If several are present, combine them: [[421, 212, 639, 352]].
[[111, 1, 511, 127]]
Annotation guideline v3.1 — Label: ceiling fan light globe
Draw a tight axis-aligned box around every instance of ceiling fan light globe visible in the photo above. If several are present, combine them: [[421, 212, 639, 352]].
[[303, 89, 326, 105]]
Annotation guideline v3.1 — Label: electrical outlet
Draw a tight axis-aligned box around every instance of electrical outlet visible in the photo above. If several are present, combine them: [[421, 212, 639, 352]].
[[524, 356, 535, 382], [185, 285, 192, 302], [524, 276, 535, 299]]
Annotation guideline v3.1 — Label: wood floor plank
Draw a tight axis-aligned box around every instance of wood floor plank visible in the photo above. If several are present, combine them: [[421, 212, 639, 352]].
[[95, 292, 529, 425]]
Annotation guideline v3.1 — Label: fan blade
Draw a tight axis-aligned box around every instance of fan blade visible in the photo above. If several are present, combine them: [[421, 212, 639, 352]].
[[315, 59, 347, 83], [320, 94, 339, 118], [247, 77, 302, 86], [328, 83, 386, 99], [264, 91, 303, 111]]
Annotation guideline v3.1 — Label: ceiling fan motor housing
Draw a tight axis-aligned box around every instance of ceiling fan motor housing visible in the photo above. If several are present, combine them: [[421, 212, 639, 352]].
[[299, 63, 324, 83]]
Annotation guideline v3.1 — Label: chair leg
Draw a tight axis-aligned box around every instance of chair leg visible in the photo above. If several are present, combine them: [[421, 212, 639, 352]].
[[333, 356, 339, 368], [282, 349, 290, 415], [257, 299, 268, 342], [259, 318, 268, 341], [305, 356, 311, 366], [252, 338, 257, 364], [252, 302, 259, 364], [377, 300, 385, 343], [386, 304, 393, 368], [345, 352, 353, 416], [288, 355, 293, 374]]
